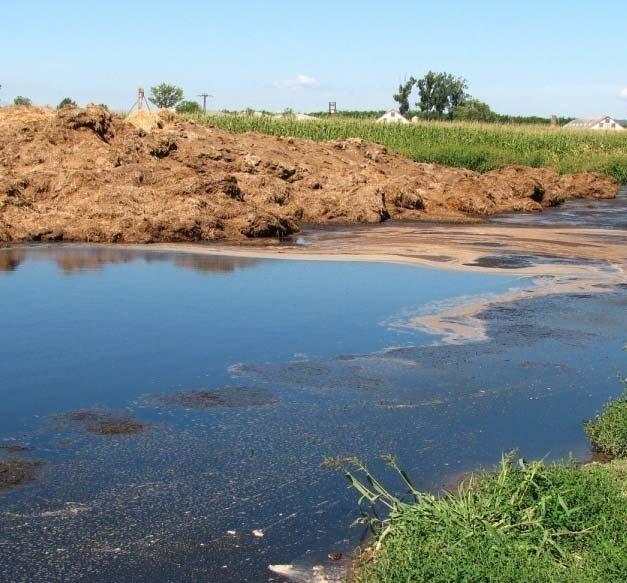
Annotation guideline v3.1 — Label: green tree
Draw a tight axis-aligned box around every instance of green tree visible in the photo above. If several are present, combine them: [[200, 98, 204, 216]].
[[149, 83, 184, 109], [14, 96, 32, 106], [175, 100, 202, 114], [416, 72, 468, 119], [57, 97, 77, 109], [393, 77, 416, 116], [453, 98, 497, 122]]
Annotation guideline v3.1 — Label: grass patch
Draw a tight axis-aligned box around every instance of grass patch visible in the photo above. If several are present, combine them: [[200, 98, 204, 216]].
[[345, 455, 627, 582], [185, 114, 627, 183], [585, 378, 627, 457]]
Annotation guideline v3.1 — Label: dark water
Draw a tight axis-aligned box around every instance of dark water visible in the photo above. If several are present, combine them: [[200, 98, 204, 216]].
[[491, 187, 627, 229], [0, 245, 625, 582]]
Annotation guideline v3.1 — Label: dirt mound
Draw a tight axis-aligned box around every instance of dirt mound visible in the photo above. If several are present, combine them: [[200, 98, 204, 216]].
[[0, 105, 618, 244]]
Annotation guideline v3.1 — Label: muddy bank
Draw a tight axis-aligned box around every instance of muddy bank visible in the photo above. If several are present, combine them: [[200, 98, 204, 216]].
[[0, 105, 618, 244]]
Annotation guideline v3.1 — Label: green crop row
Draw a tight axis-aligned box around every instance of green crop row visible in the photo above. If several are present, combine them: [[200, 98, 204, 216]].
[[185, 113, 627, 182]]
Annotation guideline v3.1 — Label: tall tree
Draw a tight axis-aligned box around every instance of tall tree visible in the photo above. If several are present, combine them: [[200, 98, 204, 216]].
[[393, 77, 416, 116], [416, 71, 468, 119], [416, 71, 442, 119], [442, 73, 468, 119], [149, 83, 184, 109]]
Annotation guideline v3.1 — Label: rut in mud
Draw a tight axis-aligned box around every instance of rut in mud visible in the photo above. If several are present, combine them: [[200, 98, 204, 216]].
[[0, 105, 618, 244]]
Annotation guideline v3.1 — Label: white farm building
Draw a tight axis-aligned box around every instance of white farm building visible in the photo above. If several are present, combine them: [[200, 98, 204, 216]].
[[564, 116, 624, 131], [376, 110, 409, 124]]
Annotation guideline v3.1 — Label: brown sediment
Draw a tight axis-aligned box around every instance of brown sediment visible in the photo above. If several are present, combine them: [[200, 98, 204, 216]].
[[0, 105, 618, 244], [0, 444, 33, 453], [55, 411, 147, 435], [149, 387, 277, 409], [0, 459, 41, 491]]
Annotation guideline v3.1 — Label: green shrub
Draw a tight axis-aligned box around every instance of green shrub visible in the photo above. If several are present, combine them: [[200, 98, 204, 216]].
[[13, 96, 32, 106], [346, 455, 627, 582], [57, 97, 77, 109], [175, 100, 202, 114], [585, 379, 627, 457]]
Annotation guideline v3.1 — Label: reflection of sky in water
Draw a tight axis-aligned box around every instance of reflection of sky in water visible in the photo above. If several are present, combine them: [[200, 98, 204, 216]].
[[0, 245, 625, 582]]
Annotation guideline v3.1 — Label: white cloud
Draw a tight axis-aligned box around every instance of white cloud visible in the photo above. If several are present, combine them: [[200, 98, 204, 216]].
[[275, 74, 320, 90], [620, 87, 627, 100]]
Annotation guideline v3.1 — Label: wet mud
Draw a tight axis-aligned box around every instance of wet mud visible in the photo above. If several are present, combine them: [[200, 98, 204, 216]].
[[55, 411, 148, 436], [464, 253, 600, 269], [0, 444, 33, 453], [0, 460, 41, 491], [149, 387, 278, 409]]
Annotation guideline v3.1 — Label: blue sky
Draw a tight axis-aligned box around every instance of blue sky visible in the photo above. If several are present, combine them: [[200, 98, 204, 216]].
[[1, 0, 626, 117]]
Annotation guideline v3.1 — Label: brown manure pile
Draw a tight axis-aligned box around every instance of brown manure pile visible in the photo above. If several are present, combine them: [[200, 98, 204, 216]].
[[0, 105, 618, 244]]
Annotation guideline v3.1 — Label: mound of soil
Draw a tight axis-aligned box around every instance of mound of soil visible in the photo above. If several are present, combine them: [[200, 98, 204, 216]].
[[151, 387, 277, 409], [0, 105, 618, 243], [56, 410, 147, 435], [0, 459, 41, 491]]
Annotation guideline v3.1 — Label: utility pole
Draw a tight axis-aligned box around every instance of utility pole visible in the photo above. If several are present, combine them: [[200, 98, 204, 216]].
[[198, 93, 213, 113]]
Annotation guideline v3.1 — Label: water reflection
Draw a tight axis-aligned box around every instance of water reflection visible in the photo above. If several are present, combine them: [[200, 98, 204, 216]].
[[0, 248, 26, 272], [0, 245, 261, 275]]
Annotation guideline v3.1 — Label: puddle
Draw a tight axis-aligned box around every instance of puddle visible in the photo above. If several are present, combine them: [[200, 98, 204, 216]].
[[464, 253, 600, 269], [491, 188, 627, 229], [0, 244, 624, 582]]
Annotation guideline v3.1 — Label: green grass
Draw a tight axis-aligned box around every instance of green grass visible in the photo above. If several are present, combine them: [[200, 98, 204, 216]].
[[185, 114, 627, 183], [346, 455, 627, 583], [585, 378, 627, 457]]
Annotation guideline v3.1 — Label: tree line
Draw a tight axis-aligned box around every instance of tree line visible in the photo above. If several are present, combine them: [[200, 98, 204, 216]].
[[0, 83, 201, 114], [392, 71, 572, 124]]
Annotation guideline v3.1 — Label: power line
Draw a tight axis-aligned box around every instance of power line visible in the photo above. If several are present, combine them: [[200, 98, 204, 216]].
[[198, 93, 213, 113]]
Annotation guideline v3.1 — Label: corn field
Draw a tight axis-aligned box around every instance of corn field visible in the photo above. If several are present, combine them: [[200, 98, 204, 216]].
[[186, 113, 627, 182]]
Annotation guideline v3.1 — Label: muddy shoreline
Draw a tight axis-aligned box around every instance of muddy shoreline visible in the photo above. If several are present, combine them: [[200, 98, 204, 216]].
[[3, 214, 625, 345]]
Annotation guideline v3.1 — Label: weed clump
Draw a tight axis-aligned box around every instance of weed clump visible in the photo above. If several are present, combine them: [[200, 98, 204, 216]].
[[346, 454, 627, 582], [585, 378, 627, 457]]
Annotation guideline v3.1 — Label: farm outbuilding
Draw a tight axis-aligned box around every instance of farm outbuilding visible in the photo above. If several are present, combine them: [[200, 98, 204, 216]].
[[376, 110, 409, 124], [564, 116, 624, 131]]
